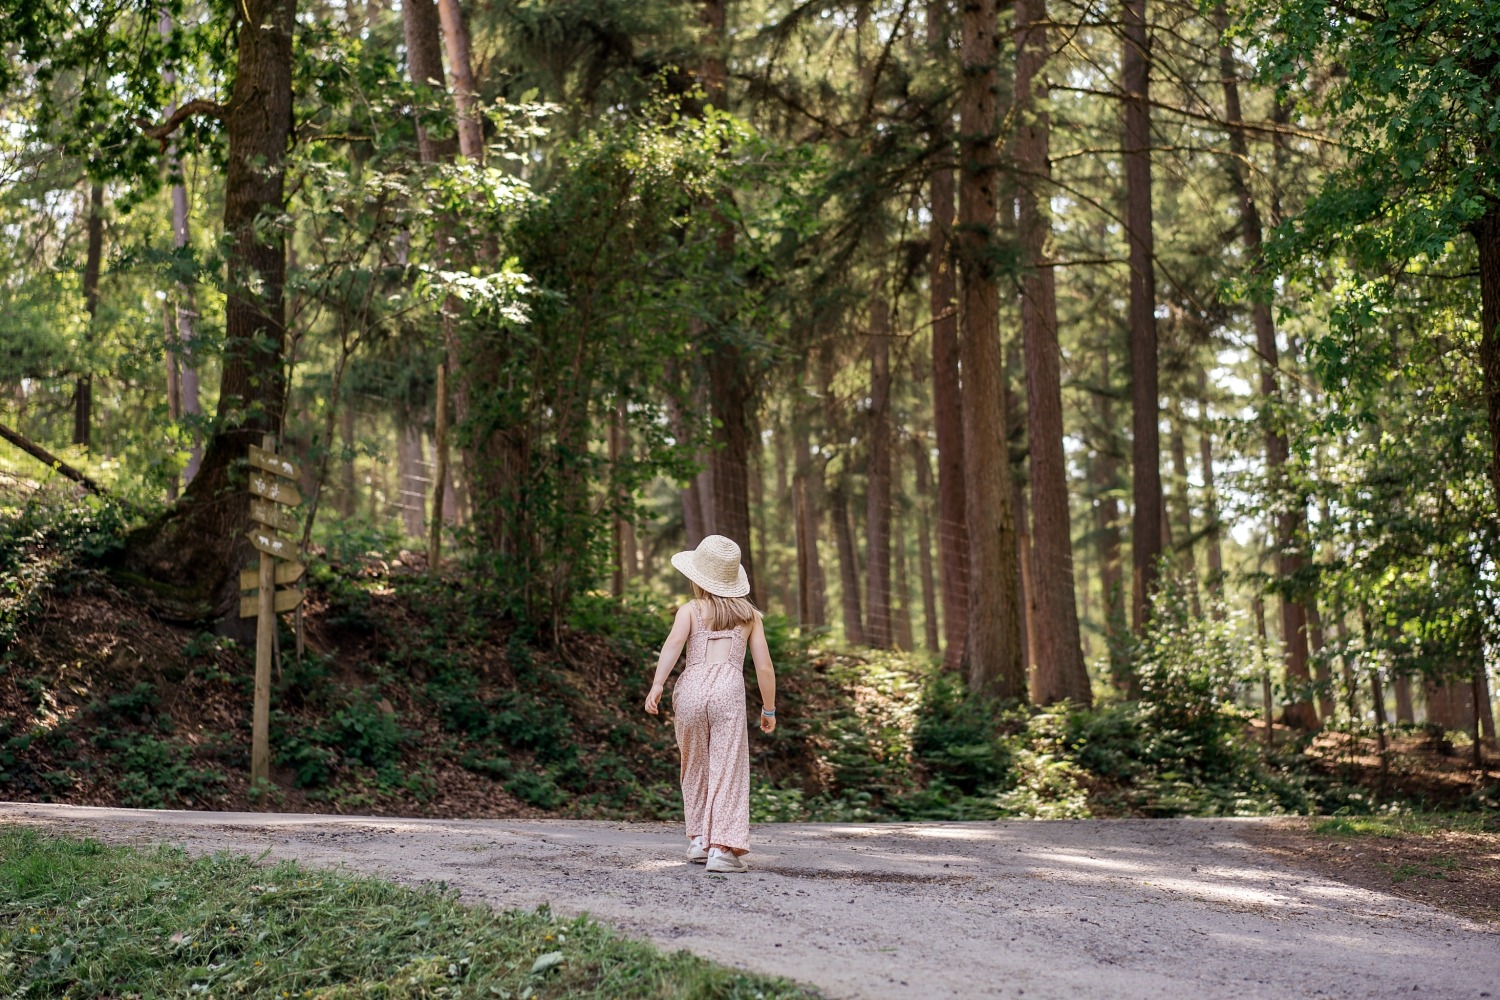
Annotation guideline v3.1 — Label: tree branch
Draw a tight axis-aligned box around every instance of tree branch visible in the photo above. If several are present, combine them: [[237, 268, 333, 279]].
[[0, 420, 110, 497], [136, 98, 228, 143]]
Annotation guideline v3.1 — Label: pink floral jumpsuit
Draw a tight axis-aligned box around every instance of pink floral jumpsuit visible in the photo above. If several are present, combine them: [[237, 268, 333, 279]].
[[673, 602, 751, 854]]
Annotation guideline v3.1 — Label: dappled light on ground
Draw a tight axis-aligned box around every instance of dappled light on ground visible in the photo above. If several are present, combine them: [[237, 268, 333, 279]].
[[3, 805, 1492, 1000]]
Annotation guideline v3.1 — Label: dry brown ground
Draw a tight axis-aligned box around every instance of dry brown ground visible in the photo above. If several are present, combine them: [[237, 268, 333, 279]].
[[1245, 817, 1500, 927]]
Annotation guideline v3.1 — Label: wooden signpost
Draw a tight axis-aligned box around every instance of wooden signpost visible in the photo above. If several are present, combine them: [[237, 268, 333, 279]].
[[243, 435, 304, 790]]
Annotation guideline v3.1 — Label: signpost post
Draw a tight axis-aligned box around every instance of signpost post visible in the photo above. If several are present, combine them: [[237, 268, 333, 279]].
[[243, 434, 304, 791]]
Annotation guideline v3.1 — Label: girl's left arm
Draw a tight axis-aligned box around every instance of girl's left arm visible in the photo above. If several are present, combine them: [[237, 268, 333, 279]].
[[644, 603, 693, 715], [748, 615, 777, 733]]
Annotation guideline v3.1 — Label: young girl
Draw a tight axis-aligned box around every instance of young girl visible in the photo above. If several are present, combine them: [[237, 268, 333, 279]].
[[644, 534, 777, 874]]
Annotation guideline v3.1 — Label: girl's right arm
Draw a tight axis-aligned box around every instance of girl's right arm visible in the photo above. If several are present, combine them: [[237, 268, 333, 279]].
[[644, 603, 694, 715]]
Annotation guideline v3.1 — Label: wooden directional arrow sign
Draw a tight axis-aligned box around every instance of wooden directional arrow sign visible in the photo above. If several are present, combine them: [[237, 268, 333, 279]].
[[240, 560, 306, 592], [240, 587, 305, 618], [250, 473, 302, 507], [250, 498, 299, 533], [247, 529, 295, 560], [249, 444, 298, 480]]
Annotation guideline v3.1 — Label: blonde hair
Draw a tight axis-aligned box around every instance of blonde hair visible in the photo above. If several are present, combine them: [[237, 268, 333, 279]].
[[691, 583, 761, 631]]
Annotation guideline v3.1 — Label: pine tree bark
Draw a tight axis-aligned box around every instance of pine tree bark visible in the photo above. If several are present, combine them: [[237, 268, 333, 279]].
[[1016, 0, 1089, 705], [73, 183, 103, 449], [831, 475, 865, 645], [793, 416, 828, 627], [1308, 599, 1335, 721], [1093, 343, 1127, 679], [1394, 672, 1415, 724], [1336, 611, 1358, 721], [697, 0, 759, 604], [609, 403, 631, 597], [866, 298, 894, 648], [1477, 203, 1500, 521], [1014, 480, 1038, 684], [928, 0, 969, 672], [958, 0, 1025, 699], [1216, 15, 1317, 729], [161, 12, 204, 485], [436, 0, 483, 159], [1122, 0, 1163, 632], [403, 0, 457, 162], [1197, 369, 1225, 607], [891, 437, 916, 651], [338, 404, 357, 517], [116, 0, 295, 622], [914, 437, 942, 652]]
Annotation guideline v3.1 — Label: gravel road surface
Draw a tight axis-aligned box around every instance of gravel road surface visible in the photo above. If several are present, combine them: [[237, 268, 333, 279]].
[[2, 804, 1493, 999]]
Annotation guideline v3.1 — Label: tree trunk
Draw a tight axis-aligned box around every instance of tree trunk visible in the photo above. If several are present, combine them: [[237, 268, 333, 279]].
[[1014, 480, 1038, 687], [891, 437, 915, 651], [958, 0, 1025, 700], [865, 298, 894, 648], [695, 0, 758, 604], [773, 414, 793, 614], [609, 403, 630, 597], [1016, 0, 1089, 704], [831, 476, 865, 645], [928, 0, 969, 672], [1477, 204, 1500, 520], [1168, 403, 1199, 615], [163, 302, 180, 501], [1197, 369, 1224, 607], [1217, 13, 1317, 729], [161, 12, 204, 485], [428, 355, 448, 571], [793, 417, 828, 627], [116, 0, 295, 622], [1479, 668, 1496, 743], [436, 0, 483, 159], [1122, 0, 1163, 632], [1308, 599, 1335, 721], [338, 404, 357, 517], [1424, 677, 1476, 733], [398, 419, 427, 538], [73, 182, 103, 449], [708, 360, 758, 600], [1336, 610, 1358, 722], [914, 437, 941, 652], [682, 477, 707, 547], [1094, 343, 1127, 682], [1394, 672, 1415, 725], [403, 0, 457, 162]]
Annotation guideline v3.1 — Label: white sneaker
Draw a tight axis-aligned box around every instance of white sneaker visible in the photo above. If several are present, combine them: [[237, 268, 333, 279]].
[[686, 837, 708, 863], [706, 847, 748, 873]]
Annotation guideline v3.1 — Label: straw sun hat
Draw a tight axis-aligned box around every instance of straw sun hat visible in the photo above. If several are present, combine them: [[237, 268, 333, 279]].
[[671, 535, 750, 598]]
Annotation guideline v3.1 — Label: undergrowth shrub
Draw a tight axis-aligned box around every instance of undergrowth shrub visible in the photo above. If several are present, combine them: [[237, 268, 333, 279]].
[[0, 492, 126, 649], [101, 733, 226, 809]]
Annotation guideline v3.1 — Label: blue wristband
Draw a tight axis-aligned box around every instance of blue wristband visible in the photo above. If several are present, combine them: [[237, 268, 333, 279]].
[[761, 707, 776, 717]]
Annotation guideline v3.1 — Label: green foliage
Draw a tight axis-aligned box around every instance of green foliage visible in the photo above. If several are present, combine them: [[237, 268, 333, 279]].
[[94, 733, 226, 810], [909, 672, 1010, 794], [0, 830, 814, 998], [0, 492, 128, 650]]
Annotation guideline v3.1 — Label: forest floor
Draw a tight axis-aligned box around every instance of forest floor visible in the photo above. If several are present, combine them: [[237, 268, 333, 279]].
[[2, 803, 1495, 1000]]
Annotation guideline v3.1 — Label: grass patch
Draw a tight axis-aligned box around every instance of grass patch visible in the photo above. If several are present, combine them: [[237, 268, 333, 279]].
[[1387, 858, 1460, 884], [0, 829, 815, 999], [1310, 813, 1498, 839]]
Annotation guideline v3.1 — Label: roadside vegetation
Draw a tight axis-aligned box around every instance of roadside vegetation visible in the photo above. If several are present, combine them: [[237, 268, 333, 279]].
[[0, 828, 814, 998], [4, 494, 1494, 826]]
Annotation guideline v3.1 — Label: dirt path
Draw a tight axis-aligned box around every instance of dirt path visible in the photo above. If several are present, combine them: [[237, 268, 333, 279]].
[[3, 804, 1494, 999]]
